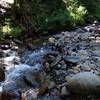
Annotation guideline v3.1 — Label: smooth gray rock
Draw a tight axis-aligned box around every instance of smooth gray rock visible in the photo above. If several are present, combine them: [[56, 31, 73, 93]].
[[63, 55, 84, 64], [61, 86, 70, 96], [92, 50, 100, 57], [48, 38, 56, 44], [50, 55, 61, 67], [67, 72, 100, 95]]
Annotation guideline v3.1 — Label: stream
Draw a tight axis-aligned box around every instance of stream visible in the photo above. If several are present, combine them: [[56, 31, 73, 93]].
[[0, 43, 54, 99], [0, 23, 100, 100]]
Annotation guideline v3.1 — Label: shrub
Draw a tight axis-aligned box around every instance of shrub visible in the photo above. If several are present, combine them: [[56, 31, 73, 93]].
[[0, 21, 23, 39], [8, 0, 86, 33], [78, 0, 100, 21], [0, 0, 99, 36], [64, 0, 87, 27]]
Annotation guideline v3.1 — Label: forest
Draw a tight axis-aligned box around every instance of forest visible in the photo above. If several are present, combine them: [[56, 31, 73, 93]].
[[0, 0, 100, 100]]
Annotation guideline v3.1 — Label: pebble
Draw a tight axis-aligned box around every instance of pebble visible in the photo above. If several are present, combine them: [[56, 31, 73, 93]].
[[44, 62, 50, 71], [50, 55, 61, 67], [48, 38, 56, 44]]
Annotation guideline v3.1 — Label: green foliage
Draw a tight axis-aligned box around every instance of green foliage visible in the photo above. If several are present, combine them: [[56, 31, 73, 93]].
[[0, 21, 23, 39], [15, 0, 72, 32], [64, 0, 87, 27], [10, 26, 23, 38], [0, 30, 4, 41], [78, 0, 100, 21], [31, 9, 71, 32], [95, 2, 100, 20], [0, 0, 100, 37], [9, 0, 86, 33]]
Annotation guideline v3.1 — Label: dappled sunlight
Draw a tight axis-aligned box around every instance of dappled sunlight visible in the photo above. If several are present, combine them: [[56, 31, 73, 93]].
[[2, 24, 11, 33], [0, 0, 100, 99], [4, 0, 14, 4], [0, 0, 14, 4], [0, 0, 14, 13]]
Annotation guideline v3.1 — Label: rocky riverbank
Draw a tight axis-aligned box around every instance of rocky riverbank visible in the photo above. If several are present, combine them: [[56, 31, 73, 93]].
[[0, 23, 100, 100]]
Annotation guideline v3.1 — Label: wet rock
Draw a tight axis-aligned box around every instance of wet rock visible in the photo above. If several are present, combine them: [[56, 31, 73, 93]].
[[53, 34, 63, 39], [61, 86, 70, 96], [38, 79, 50, 96], [72, 67, 80, 73], [0, 90, 21, 100], [63, 55, 84, 64], [67, 69, 78, 74], [0, 67, 5, 82], [50, 55, 61, 67], [39, 95, 61, 100], [1, 45, 10, 50], [48, 38, 56, 44], [80, 61, 96, 71], [0, 50, 4, 58], [92, 50, 100, 57], [3, 52, 16, 68], [26, 43, 35, 50], [11, 46, 19, 51], [80, 32, 91, 40], [84, 26, 94, 32], [80, 65, 91, 71], [13, 39, 22, 44], [24, 89, 39, 100], [67, 72, 100, 95], [24, 71, 41, 88], [55, 36, 65, 46], [48, 81, 56, 89], [78, 50, 89, 57]]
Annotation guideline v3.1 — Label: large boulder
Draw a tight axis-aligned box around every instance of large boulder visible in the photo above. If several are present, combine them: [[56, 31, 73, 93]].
[[67, 72, 100, 95]]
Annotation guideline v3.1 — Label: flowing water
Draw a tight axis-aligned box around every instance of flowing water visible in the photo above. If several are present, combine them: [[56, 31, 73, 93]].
[[0, 46, 52, 93]]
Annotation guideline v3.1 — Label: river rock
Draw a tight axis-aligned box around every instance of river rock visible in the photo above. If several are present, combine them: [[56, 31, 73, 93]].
[[92, 50, 100, 57], [0, 90, 21, 100], [48, 38, 56, 44], [80, 62, 92, 71], [24, 70, 41, 88], [0, 50, 4, 58], [48, 81, 56, 89], [0, 67, 5, 82], [67, 72, 100, 95], [63, 55, 84, 64], [39, 95, 61, 100], [50, 55, 61, 67], [26, 43, 35, 50], [24, 89, 38, 100], [61, 86, 70, 96], [78, 50, 89, 57]]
